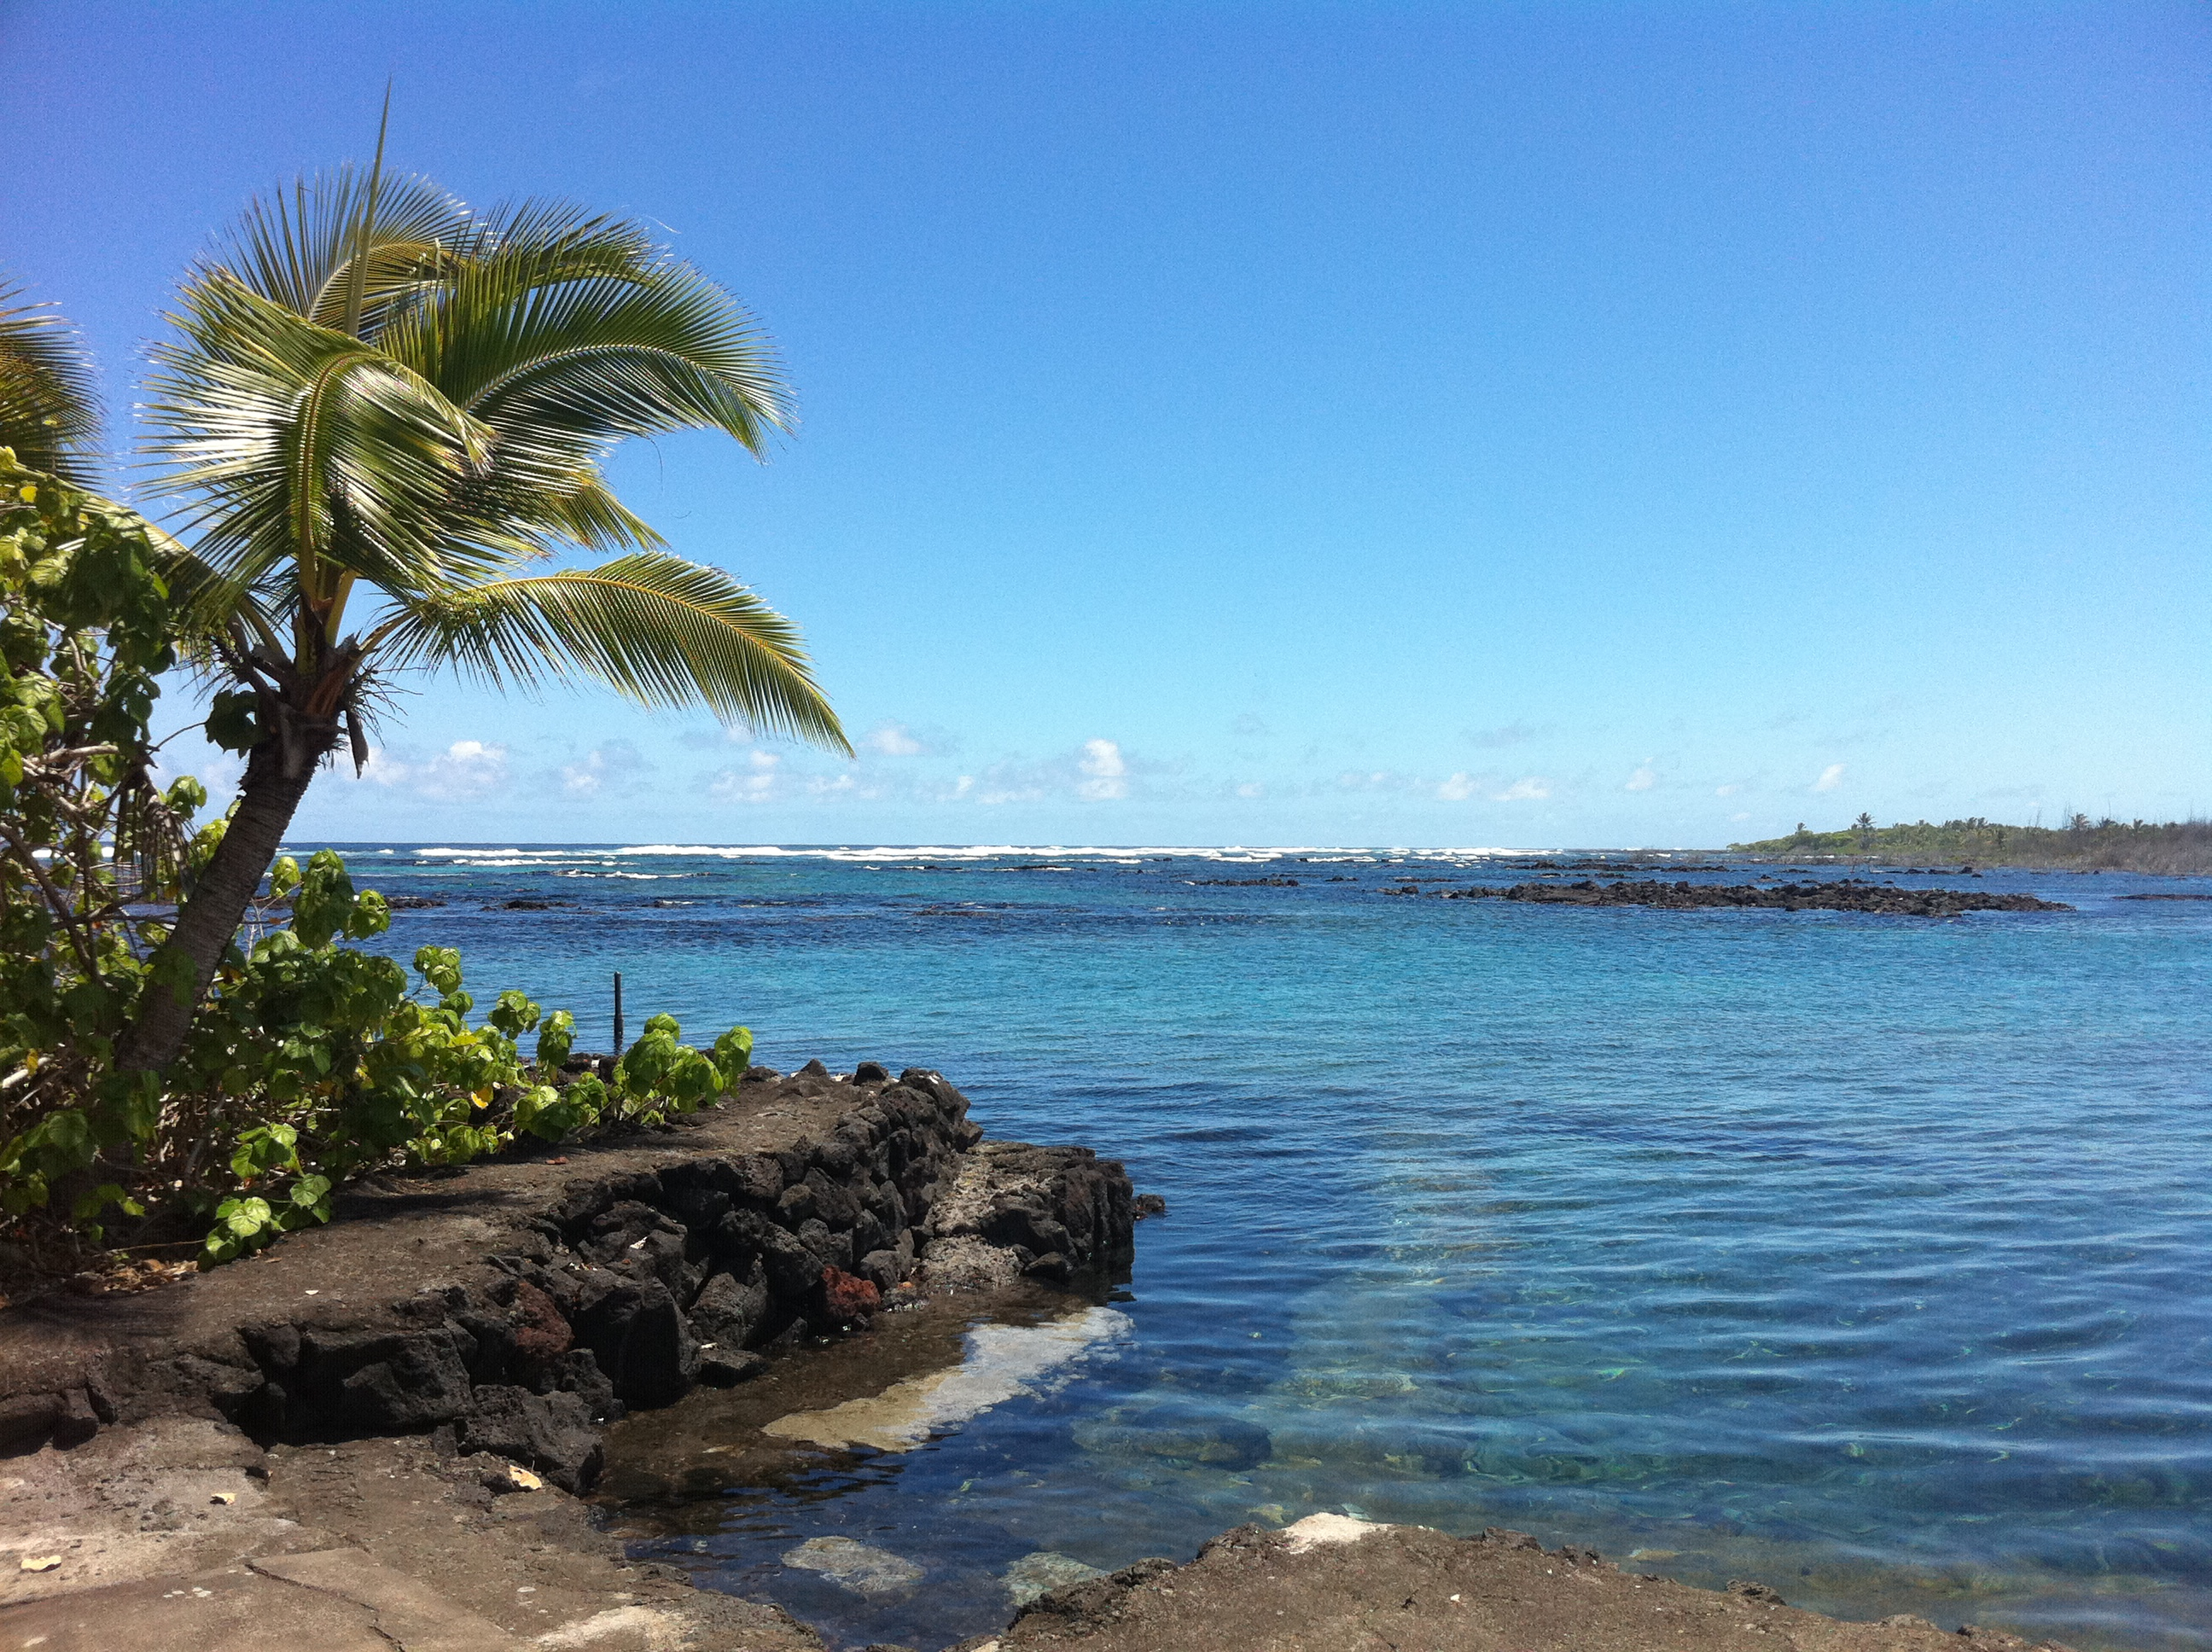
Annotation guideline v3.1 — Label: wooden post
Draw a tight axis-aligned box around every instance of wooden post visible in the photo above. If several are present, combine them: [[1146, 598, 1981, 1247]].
[[612, 971, 626, 1059]]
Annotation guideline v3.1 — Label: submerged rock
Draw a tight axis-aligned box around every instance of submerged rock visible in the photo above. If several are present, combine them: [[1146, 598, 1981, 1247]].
[[782, 1534, 923, 1596], [1412, 878, 2070, 916], [1073, 1405, 1273, 1469], [1004, 1550, 1108, 1605]]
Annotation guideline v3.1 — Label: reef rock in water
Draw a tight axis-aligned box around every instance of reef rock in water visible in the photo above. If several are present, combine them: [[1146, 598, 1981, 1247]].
[[1004, 1550, 1109, 1605], [782, 1534, 924, 1596]]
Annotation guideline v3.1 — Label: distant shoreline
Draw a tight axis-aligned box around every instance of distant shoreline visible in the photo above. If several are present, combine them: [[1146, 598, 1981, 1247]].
[[1732, 817, 2212, 878]]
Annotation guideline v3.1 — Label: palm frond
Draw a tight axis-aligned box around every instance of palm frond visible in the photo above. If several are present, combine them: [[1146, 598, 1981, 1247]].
[[0, 278, 102, 486], [367, 203, 791, 561], [212, 167, 470, 335], [386, 203, 790, 452], [145, 172, 835, 749], [142, 274, 498, 601], [495, 467, 667, 554], [371, 551, 849, 752]]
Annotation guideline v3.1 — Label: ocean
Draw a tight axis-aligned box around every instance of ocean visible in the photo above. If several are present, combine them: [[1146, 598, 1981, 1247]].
[[295, 842, 2212, 1651]]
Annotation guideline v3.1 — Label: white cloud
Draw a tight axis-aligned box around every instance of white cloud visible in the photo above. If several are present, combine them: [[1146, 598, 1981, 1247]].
[[1235, 782, 1266, 800], [361, 739, 509, 800], [1403, 771, 1555, 803], [1716, 782, 1742, 797], [558, 741, 647, 798], [1625, 765, 1658, 793], [908, 739, 1167, 806], [708, 748, 782, 804], [1334, 769, 1415, 794], [1077, 737, 1128, 801], [938, 757, 1049, 805], [865, 722, 924, 757], [1813, 763, 1847, 792]]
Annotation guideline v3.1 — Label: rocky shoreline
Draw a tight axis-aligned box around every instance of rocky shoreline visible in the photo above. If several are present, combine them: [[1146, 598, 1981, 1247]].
[[956, 1515, 2084, 1652], [0, 1067, 2104, 1652], [1387, 878, 2073, 916], [0, 1064, 1135, 1650], [0, 1063, 1132, 1487]]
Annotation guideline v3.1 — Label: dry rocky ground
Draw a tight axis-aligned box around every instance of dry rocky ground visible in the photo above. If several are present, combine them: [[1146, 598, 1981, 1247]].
[[1, 1417, 817, 1650]]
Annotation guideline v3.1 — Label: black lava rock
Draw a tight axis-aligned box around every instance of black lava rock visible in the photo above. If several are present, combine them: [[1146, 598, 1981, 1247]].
[[457, 1385, 604, 1492], [694, 1349, 768, 1387]]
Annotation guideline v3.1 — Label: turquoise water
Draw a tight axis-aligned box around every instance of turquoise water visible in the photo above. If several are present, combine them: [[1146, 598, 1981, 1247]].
[[304, 844, 2212, 1650]]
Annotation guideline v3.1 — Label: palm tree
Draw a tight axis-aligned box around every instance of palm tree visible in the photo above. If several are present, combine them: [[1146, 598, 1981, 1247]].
[[0, 277, 103, 483], [118, 163, 848, 1073]]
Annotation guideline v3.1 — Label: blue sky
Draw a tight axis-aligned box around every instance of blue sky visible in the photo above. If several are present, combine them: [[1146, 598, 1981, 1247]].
[[6, 1, 2205, 846]]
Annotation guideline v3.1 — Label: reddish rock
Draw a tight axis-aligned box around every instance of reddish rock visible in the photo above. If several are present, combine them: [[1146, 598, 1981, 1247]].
[[510, 1279, 573, 1362], [818, 1265, 882, 1323]]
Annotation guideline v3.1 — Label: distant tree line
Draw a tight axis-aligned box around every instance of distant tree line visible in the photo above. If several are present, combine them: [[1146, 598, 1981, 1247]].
[[1732, 816, 2212, 875]]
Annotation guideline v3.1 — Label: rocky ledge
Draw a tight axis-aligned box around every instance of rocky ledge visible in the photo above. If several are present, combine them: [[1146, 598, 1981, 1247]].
[[954, 1515, 2086, 1652], [0, 1063, 1133, 1495], [1387, 878, 2071, 916]]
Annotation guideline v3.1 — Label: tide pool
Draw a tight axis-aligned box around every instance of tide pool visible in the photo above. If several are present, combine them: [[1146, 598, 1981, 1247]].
[[296, 844, 2212, 1650]]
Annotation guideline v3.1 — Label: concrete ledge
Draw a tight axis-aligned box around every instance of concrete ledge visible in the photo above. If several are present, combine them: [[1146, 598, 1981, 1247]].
[[250, 1548, 531, 1651]]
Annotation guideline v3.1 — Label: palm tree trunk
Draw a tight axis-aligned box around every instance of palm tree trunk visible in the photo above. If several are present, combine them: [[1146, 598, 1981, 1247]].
[[115, 732, 324, 1073]]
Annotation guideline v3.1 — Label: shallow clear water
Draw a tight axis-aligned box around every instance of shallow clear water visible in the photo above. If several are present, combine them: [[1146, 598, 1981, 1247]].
[[300, 842, 2212, 1650]]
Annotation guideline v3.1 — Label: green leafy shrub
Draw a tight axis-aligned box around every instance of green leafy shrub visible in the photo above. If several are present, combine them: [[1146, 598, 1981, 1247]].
[[49, 843, 754, 1269], [165, 852, 754, 1265], [0, 456, 201, 1251], [9, 837, 757, 1270], [0, 456, 755, 1277]]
